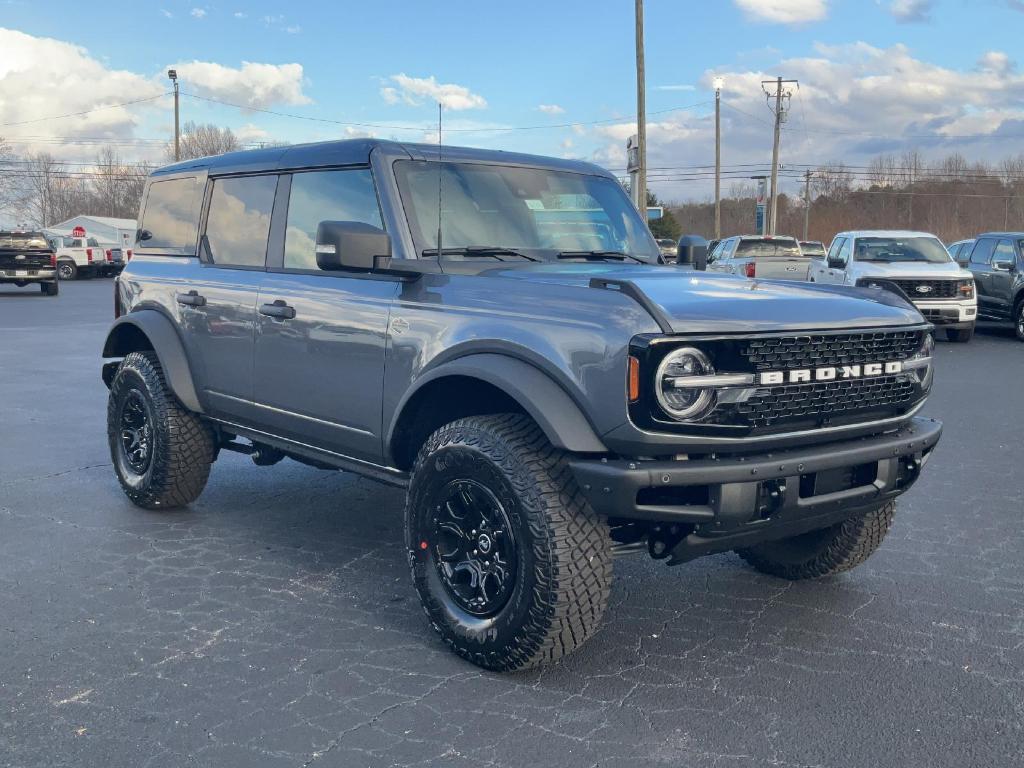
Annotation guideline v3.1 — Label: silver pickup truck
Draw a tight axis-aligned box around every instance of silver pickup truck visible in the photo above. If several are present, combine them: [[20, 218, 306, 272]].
[[707, 235, 813, 280]]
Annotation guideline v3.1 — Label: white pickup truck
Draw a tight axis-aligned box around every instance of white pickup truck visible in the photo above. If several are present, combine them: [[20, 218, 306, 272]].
[[810, 230, 977, 342], [706, 235, 813, 280], [48, 234, 125, 280]]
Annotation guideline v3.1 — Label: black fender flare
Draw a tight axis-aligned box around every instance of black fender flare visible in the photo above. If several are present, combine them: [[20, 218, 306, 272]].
[[388, 353, 608, 456], [102, 311, 203, 413]]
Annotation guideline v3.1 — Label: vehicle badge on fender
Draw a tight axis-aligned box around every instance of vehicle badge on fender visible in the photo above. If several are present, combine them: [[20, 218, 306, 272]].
[[759, 361, 904, 385]]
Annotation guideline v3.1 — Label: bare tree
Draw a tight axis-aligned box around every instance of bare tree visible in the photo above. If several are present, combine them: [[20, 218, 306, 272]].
[[812, 162, 854, 201], [167, 122, 241, 161]]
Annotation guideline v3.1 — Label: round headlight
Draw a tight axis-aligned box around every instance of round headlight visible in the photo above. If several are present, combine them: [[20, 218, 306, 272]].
[[654, 347, 716, 421]]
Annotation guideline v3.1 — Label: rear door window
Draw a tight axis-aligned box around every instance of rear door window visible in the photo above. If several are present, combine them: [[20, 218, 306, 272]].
[[203, 175, 278, 268], [139, 176, 205, 254], [992, 239, 1015, 265]]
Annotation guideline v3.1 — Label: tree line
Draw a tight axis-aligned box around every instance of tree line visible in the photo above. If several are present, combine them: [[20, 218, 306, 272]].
[[0, 122, 243, 229], [667, 149, 1024, 245]]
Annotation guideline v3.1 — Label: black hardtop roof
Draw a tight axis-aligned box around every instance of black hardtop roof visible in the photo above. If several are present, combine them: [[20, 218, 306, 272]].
[[976, 231, 1024, 238], [152, 138, 611, 179]]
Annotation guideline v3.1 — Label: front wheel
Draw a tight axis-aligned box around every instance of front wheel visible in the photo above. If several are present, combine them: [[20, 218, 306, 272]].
[[107, 351, 216, 509], [41, 281, 58, 296], [406, 414, 612, 672], [736, 501, 895, 580], [1015, 301, 1024, 341]]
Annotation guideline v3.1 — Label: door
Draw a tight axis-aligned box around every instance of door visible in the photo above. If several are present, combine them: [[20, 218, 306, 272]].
[[966, 238, 997, 317], [709, 238, 735, 272], [988, 238, 1018, 318], [253, 168, 398, 463], [181, 174, 276, 420], [820, 237, 848, 283]]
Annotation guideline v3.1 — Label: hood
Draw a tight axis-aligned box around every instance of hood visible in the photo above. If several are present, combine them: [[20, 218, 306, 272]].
[[489, 263, 923, 333], [853, 260, 971, 279]]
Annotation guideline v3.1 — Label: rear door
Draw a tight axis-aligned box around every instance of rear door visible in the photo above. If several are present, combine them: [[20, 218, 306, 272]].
[[252, 167, 398, 463]]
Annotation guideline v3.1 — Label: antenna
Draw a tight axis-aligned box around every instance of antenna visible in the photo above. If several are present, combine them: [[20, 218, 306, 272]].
[[436, 102, 443, 255]]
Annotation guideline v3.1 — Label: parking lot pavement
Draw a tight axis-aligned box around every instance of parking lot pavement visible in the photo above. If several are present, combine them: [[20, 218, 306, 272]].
[[1, 279, 1022, 768]]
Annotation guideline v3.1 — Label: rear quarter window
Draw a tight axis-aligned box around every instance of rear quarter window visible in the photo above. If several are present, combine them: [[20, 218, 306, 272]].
[[139, 176, 204, 254]]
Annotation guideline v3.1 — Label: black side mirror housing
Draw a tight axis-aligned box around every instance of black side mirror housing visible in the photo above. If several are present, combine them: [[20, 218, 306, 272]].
[[676, 234, 709, 270], [315, 221, 392, 272], [828, 257, 845, 269]]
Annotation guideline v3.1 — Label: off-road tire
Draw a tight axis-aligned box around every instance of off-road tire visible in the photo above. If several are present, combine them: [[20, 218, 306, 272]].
[[406, 414, 612, 672], [41, 281, 58, 296], [946, 327, 973, 343], [57, 261, 77, 280], [107, 351, 215, 510], [736, 500, 896, 580]]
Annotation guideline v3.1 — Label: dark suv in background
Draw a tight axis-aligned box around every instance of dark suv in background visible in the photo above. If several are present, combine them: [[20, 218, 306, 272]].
[[963, 232, 1024, 340], [101, 139, 941, 671]]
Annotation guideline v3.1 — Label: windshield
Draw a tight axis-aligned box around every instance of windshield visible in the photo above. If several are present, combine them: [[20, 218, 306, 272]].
[[394, 160, 661, 262], [0, 233, 48, 249], [735, 239, 802, 258], [853, 236, 952, 263]]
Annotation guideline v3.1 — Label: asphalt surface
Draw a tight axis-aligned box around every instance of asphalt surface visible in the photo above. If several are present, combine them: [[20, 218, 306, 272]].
[[1, 279, 1022, 768]]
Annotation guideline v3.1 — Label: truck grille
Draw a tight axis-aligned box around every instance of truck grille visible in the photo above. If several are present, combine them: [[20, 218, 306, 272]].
[[888, 279, 958, 299], [733, 375, 915, 429], [739, 330, 924, 372]]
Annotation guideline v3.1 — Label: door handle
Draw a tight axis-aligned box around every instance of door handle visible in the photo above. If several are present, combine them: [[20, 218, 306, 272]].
[[176, 290, 206, 307], [259, 300, 296, 320]]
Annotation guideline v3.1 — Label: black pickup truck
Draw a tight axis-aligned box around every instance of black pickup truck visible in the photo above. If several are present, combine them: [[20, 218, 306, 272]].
[[0, 231, 59, 295]]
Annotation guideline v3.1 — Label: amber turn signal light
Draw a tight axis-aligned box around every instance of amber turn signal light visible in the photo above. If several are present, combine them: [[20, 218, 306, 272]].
[[628, 356, 640, 402]]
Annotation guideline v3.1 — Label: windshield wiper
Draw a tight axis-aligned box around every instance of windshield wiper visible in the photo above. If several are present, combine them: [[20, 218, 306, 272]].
[[555, 250, 645, 263], [421, 246, 540, 262]]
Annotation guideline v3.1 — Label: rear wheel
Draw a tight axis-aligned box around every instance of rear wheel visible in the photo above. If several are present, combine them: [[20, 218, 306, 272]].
[[947, 327, 973, 343], [57, 261, 77, 280], [736, 501, 895, 580], [406, 414, 612, 671], [107, 351, 215, 509]]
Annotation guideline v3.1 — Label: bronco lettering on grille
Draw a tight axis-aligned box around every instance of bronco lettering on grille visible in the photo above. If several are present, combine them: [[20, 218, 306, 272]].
[[758, 361, 903, 385]]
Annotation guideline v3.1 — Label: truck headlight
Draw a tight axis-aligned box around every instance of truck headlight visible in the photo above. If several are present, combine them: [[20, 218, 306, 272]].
[[957, 279, 974, 299], [655, 347, 716, 421], [903, 332, 935, 390]]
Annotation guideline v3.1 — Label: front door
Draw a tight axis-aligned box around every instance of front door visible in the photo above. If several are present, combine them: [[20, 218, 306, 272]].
[[252, 168, 397, 463], [966, 238, 997, 317], [988, 238, 1018, 318]]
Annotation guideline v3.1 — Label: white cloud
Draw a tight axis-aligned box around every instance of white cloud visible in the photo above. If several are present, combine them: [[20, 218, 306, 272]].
[[888, 0, 933, 22], [161, 9, 173, 18], [234, 11, 247, 19], [168, 60, 310, 108], [733, 0, 828, 24], [0, 27, 163, 157], [655, 84, 696, 92], [190, 8, 206, 19], [285, 25, 301, 34], [537, 104, 565, 115], [380, 73, 486, 110]]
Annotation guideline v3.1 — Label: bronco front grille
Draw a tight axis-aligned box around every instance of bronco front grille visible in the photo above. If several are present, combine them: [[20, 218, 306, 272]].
[[732, 375, 915, 429], [739, 330, 923, 372], [888, 279, 959, 300]]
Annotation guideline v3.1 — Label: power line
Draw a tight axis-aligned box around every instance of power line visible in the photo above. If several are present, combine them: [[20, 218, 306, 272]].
[[0, 94, 169, 127]]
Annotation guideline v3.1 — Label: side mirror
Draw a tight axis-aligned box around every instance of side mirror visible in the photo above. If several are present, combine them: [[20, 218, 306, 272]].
[[675, 235, 709, 270], [993, 259, 1016, 273], [956, 259, 969, 268], [827, 257, 845, 269], [137, 229, 152, 242], [315, 221, 392, 272]]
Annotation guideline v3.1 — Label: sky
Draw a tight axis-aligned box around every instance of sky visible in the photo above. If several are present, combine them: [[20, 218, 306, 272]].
[[4, 0, 1024, 202]]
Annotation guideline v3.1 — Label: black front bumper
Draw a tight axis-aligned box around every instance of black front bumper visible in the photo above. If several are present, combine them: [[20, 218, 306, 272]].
[[570, 417, 941, 564]]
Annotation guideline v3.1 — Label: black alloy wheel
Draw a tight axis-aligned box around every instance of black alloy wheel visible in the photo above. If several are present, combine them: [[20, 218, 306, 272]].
[[427, 479, 517, 618], [118, 388, 154, 475]]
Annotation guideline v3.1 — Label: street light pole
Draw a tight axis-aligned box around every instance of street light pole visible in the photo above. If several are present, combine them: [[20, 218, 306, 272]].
[[803, 169, 812, 241], [713, 77, 723, 240], [168, 69, 180, 162], [634, 0, 647, 214]]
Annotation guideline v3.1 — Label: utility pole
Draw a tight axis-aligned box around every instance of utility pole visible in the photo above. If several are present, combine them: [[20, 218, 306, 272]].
[[714, 77, 723, 239], [168, 69, 180, 162], [634, 0, 647, 214], [762, 77, 796, 235], [803, 169, 812, 240]]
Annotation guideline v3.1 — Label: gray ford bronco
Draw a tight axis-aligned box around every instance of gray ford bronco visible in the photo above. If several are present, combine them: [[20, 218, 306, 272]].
[[102, 139, 942, 671]]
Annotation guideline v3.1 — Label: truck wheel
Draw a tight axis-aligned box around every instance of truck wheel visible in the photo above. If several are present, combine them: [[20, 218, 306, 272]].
[[41, 281, 58, 296], [1015, 300, 1024, 341], [57, 261, 77, 280], [736, 500, 895, 580], [107, 351, 215, 510], [406, 414, 612, 671], [946, 327, 973, 343]]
